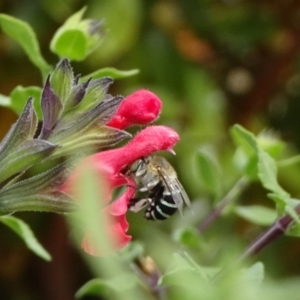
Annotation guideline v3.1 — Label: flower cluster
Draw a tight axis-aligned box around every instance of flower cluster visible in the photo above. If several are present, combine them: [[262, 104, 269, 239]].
[[62, 91, 179, 255], [0, 58, 180, 256]]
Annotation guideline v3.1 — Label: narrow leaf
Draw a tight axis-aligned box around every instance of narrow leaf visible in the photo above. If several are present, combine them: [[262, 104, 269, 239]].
[[0, 140, 57, 184], [50, 59, 74, 104], [64, 79, 90, 111], [40, 76, 63, 139], [77, 77, 113, 112], [0, 162, 72, 197], [0, 193, 77, 213], [52, 127, 131, 158], [76, 279, 109, 298], [81, 68, 139, 81], [76, 273, 137, 298], [257, 149, 289, 199], [0, 215, 51, 261], [50, 96, 123, 143], [235, 205, 277, 226], [0, 98, 37, 161]]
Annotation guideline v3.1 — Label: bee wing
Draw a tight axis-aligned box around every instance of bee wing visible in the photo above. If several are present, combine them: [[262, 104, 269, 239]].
[[174, 178, 192, 211], [159, 170, 191, 217]]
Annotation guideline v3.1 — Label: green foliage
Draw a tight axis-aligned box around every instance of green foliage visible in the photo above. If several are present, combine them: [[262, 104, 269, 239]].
[[80, 67, 139, 81], [75, 274, 138, 299], [50, 7, 104, 61], [231, 125, 291, 207], [2, 3, 300, 300], [0, 10, 138, 118], [0, 215, 51, 261], [234, 205, 277, 226], [195, 150, 222, 200], [0, 14, 52, 79], [173, 226, 203, 248], [10, 86, 43, 118]]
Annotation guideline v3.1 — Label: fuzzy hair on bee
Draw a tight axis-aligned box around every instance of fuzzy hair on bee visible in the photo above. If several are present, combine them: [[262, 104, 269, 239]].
[[125, 155, 192, 221]]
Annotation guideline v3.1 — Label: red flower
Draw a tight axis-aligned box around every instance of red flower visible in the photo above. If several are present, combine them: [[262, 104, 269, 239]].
[[61, 89, 179, 256], [107, 89, 162, 129], [63, 125, 179, 255]]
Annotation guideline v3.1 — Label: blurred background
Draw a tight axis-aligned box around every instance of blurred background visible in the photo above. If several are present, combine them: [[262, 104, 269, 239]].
[[1, 0, 300, 299]]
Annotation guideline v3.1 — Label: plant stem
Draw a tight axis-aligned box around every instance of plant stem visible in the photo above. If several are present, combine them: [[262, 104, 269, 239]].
[[198, 177, 249, 233], [131, 261, 167, 300], [237, 203, 300, 262], [212, 204, 300, 282]]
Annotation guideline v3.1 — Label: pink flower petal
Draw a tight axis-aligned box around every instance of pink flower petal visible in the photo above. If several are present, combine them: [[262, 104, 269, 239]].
[[62, 88, 179, 256], [107, 89, 162, 129]]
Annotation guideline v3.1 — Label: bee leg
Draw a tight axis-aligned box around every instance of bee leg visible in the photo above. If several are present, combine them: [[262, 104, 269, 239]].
[[128, 198, 152, 213]]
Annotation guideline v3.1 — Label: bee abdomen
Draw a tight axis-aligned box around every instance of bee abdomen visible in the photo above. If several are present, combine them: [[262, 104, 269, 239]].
[[144, 194, 177, 220]]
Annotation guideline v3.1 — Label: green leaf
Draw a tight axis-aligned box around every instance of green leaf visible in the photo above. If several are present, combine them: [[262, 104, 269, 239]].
[[160, 252, 218, 287], [50, 7, 104, 61], [231, 125, 259, 179], [234, 205, 277, 226], [76, 279, 110, 298], [232, 148, 255, 180], [51, 30, 87, 60], [51, 126, 131, 158], [257, 149, 289, 200], [173, 227, 202, 248], [76, 273, 137, 298], [75, 78, 113, 113], [50, 59, 74, 104], [0, 193, 77, 213], [0, 14, 52, 79], [231, 124, 290, 204], [10, 86, 42, 119], [81, 68, 139, 81], [50, 96, 124, 143], [231, 124, 258, 157], [0, 162, 77, 213], [240, 262, 264, 286], [0, 140, 57, 184], [50, 7, 87, 60], [195, 150, 222, 199], [257, 130, 286, 159], [286, 221, 300, 237], [0, 162, 70, 196], [0, 99, 37, 161], [0, 215, 51, 261]]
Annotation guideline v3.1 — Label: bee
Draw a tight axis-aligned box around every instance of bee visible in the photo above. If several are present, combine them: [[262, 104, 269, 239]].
[[125, 155, 192, 220]]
